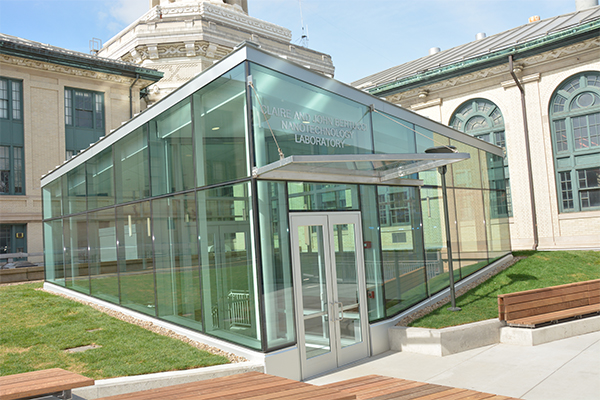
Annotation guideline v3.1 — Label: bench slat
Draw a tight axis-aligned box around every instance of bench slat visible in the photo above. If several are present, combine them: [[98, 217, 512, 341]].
[[499, 281, 599, 306], [0, 368, 94, 400], [508, 304, 600, 328]]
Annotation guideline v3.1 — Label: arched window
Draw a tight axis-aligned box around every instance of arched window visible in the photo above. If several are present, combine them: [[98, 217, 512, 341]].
[[449, 99, 511, 216], [550, 72, 600, 213]]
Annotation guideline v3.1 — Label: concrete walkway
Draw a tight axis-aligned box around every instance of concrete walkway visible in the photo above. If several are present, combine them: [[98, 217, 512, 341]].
[[307, 331, 600, 400]]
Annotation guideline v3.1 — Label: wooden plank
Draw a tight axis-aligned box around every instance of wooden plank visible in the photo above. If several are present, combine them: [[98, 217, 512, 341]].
[[322, 375, 395, 391], [95, 372, 272, 400], [0, 369, 94, 400], [508, 304, 600, 327], [244, 383, 354, 400], [500, 280, 600, 305], [364, 383, 449, 400]]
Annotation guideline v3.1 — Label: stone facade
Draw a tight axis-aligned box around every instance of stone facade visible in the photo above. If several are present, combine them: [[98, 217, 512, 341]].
[[99, 0, 334, 105], [0, 38, 161, 262]]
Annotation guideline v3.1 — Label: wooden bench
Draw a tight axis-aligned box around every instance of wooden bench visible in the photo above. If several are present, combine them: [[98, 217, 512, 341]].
[[498, 279, 600, 328], [0, 368, 94, 400]]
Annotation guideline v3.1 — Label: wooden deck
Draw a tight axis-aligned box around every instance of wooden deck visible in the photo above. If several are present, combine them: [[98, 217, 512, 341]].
[[321, 375, 522, 400], [92, 372, 523, 400], [94, 371, 355, 400]]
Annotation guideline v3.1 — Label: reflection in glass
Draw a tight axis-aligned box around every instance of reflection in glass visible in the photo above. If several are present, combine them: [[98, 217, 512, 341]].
[[198, 182, 259, 349], [454, 189, 488, 278], [64, 214, 89, 294], [451, 140, 482, 189], [150, 98, 194, 196], [115, 125, 150, 204], [377, 186, 427, 316], [87, 147, 114, 210], [359, 185, 385, 321], [421, 187, 449, 295], [297, 224, 331, 359], [64, 164, 86, 215], [257, 181, 296, 349], [251, 63, 372, 168], [194, 65, 248, 188], [154, 192, 202, 330], [288, 182, 359, 211], [44, 219, 64, 285], [116, 201, 155, 315], [89, 208, 119, 303], [42, 177, 63, 219], [333, 223, 362, 348]]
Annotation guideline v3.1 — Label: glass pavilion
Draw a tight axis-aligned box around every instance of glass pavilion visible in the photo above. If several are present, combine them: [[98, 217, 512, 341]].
[[41, 43, 510, 380]]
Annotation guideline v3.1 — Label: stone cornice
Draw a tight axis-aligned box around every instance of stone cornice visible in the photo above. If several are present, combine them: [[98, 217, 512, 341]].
[[0, 54, 155, 87], [386, 37, 599, 104]]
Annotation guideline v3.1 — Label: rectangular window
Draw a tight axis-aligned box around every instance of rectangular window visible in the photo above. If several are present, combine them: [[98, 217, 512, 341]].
[[11, 82, 21, 120], [554, 120, 568, 152], [560, 171, 574, 210], [0, 80, 8, 119], [65, 90, 73, 125], [65, 88, 105, 158], [589, 112, 599, 148], [578, 168, 600, 209], [0, 145, 24, 195]]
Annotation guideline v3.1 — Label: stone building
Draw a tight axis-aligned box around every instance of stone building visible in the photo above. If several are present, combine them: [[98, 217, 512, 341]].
[[0, 34, 162, 262], [98, 0, 335, 105], [353, 3, 600, 250]]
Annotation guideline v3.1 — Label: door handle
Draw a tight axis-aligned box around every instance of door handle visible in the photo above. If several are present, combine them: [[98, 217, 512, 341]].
[[337, 301, 344, 321]]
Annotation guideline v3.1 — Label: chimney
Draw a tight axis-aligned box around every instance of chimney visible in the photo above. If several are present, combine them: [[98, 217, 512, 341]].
[[476, 32, 486, 41], [576, 0, 599, 11], [429, 47, 441, 55]]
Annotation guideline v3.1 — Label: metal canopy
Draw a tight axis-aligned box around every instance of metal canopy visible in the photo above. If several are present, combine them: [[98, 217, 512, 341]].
[[252, 153, 470, 186]]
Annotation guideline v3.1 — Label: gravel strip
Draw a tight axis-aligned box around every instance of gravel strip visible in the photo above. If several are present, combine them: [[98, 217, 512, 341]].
[[36, 287, 247, 363]]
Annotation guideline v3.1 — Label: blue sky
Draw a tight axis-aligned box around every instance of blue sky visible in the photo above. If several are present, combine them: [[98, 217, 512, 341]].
[[0, 0, 578, 83]]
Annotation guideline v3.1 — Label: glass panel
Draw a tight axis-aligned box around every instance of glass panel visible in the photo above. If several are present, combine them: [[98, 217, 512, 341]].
[[333, 223, 362, 348], [116, 201, 155, 315], [150, 97, 194, 196], [94, 93, 103, 129], [373, 112, 416, 154], [297, 224, 331, 359], [65, 90, 72, 125], [154, 192, 202, 330], [44, 219, 64, 285], [89, 208, 119, 303], [359, 185, 385, 321], [64, 163, 87, 215], [63, 214, 90, 294], [0, 80, 7, 119], [0, 145, 8, 194], [288, 182, 359, 211], [11, 81, 21, 120], [378, 186, 427, 316], [193, 64, 248, 188], [417, 131, 450, 187], [572, 115, 589, 149], [579, 168, 600, 209], [251, 63, 372, 168], [454, 189, 488, 278], [484, 191, 511, 263], [198, 182, 260, 349], [87, 147, 115, 210], [451, 140, 482, 188], [13, 147, 23, 194], [421, 187, 449, 295], [257, 181, 295, 349], [115, 125, 150, 203], [560, 171, 574, 210], [42, 177, 64, 219], [75, 91, 93, 128]]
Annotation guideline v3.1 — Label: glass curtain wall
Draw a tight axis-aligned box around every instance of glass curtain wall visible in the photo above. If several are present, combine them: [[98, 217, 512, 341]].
[[42, 55, 511, 353]]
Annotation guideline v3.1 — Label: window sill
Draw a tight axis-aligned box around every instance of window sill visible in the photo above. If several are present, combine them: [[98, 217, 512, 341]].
[[558, 209, 600, 220]]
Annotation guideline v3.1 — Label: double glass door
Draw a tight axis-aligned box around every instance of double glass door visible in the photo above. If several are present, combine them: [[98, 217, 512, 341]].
[[290, 212, 369, 379]]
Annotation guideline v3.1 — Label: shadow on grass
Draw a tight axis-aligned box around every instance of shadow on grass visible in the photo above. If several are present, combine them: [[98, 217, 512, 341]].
[[455, 272, 539, 309]]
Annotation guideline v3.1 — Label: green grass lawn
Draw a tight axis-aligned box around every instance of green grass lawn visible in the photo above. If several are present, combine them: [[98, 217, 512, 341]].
[[0, 282, 229, 379], [409, 250, 600, 329]]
